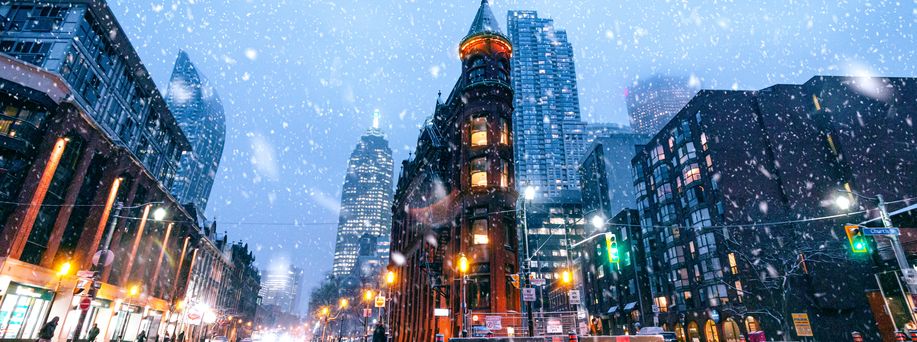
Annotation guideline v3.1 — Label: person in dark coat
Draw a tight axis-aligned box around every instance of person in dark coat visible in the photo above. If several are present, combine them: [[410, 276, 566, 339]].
[[178, 331, 185, 342], [137, 330, 147, 342], [372, 323, 386, 342], [37, 317, 59, 342], [87, 324, 101, 342]]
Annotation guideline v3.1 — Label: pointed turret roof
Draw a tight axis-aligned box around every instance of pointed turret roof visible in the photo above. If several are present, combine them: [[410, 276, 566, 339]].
[[466, 0, 503, 38]]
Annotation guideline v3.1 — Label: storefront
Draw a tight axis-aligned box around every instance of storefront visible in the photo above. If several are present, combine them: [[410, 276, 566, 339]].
[[139, 310, 163, 340], [109, 304, 143, 341], [0, 282, 55, 340], [62, 297, 113, 340]]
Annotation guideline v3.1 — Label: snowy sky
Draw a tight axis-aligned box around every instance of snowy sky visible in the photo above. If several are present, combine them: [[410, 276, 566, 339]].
[[107, 0, 916, 313]]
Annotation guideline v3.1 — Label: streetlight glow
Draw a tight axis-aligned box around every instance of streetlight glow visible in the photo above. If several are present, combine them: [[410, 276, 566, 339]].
[[129, 285, 140, 296], [591, 215, 605, 230], [386, 270, 396, 284], [458, 254, 469, 274], [364, 290, 374, 301], [524, 186, 536, 201], [57, 261, 72, 276], [835, 195, 852, 210], [152, 207, 167, 221], [339, 298, 349, 309], [561, 270, 571, 284]]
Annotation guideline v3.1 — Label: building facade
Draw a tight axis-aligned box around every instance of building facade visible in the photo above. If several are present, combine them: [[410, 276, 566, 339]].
[[332, 116, 393, 278], [631, 76, 916, 341], [578, 132, 650, 231], [625, 75, 697, 135], [258, 266, 303, 314], [579, 209, 653, 336], [166, 51, 226, 215], [388, 1, 519, 339], [0, 53, 197, 342], [507, 10, 586, 199], [0, 1, 189, 187], [521, 191, 585, 311]]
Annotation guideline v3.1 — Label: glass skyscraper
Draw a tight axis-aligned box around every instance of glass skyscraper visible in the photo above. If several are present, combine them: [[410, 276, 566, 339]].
[[507, 10, 586, 199], [166, 51, 226, 215], [625, 75, 698, 135], [332, 114, 393, 278]]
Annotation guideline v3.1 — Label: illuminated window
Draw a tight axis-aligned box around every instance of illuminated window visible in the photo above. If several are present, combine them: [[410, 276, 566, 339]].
[[471, 117, 487, 147], [700, 132, 708, 151], [654, 296, 668, 313], [683, 163, 701, 184], [500, 119, 510, 145], [735, 281, 744, 302], [472, 219, 489, 245], [500, 160, 509, 188], [728, 253, 738, 274], [471, 157, 488, 188]]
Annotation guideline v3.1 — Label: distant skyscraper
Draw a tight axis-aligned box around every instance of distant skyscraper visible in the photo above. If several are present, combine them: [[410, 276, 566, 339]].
[[584, 122, 635, 146], [258, 266, 303, 313], [166, 51, 226, 214], [625, 75, 697, 135], [331, 113, 394, 278], [508, 10, 586, 199]]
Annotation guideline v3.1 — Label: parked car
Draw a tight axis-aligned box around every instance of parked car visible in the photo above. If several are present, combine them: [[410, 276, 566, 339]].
[[637, 327, 678, 342]]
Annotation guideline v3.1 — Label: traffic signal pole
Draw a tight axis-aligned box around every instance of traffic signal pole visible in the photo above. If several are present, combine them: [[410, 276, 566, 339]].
[[521, 199, 536, 337], [876, 195, 917, 297], [72, 202, 122, 341]]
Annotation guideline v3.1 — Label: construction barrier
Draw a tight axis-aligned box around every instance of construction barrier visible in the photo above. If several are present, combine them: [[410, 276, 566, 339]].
[[449, 336, 664, 342]]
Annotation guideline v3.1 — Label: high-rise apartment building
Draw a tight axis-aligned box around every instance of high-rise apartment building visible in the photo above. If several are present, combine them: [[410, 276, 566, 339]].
[[507, 10, 586, 199], [166, 51, 226, 214], [625, 75, 697, 135], [331, 114, 393, 278], [630, 76, 915, 341], [584, 122, 634, 146], [258, 266, 303, 314]]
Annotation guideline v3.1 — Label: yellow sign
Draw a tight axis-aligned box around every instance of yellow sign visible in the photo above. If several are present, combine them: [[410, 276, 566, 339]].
[[792, 313, 813, 337]]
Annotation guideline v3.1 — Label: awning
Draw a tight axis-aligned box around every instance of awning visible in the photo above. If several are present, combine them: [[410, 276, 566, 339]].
[[623, 302, 637, 311], [606, 306, 618, 314]]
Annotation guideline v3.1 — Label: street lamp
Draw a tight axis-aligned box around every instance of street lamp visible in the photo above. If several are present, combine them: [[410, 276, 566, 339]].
[[362, 290, 374, 342], [520, 186, 537, 337], [835, 190, 917, 297], [590, 215, 605, 231], [152, 207, 167, 221], [338, 298, 349, 342], [458, 253, 470, 337]]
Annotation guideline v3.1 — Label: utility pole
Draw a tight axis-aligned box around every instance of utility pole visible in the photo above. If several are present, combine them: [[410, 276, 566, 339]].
[[72, 202, 122, 341], [877, 195, 917, 296], [520, 187, 536, 337]]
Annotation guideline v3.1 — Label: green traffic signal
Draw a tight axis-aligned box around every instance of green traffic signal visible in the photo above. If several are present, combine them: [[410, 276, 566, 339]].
[[605, 233, 620, 263], [852, 237, 867, 253]]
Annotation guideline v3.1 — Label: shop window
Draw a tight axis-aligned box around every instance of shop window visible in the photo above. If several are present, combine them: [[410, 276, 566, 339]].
[[468, 274, 491, 309], [704, 320, 720, 342], [0, 283, 54, 339], [470, 157, 488, 188], [653, 296, 668, 313], [471, 117, 487, 147], [473, 219, 489, 245]]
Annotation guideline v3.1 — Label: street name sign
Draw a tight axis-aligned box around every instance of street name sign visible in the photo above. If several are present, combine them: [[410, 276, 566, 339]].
[[522, 288, 536, 302], [862, 227, 900, 236], [792, 313, 813, 337]]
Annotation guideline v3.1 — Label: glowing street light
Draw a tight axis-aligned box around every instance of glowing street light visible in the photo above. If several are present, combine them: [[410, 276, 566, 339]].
[[561, 270, 572, 285], [524, 186, 536, 201], [320, 307, 330, 316], [386, 270, 396, 285], [57, 261, 72, 277], [339, 298, 349, 309], [458, 254, 469, 274], [363, 290, 374, 302], [591, 215, 605, 230], [834, 195, 852, 210], [129, 284, 140, 296], [152, 207, 167, 221]]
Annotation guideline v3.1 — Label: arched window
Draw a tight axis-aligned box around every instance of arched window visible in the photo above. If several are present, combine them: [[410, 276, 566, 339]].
[[722, 319, 741, 342], [470, 117, 487, 147], [704, 320, 720, 342], [687, 321, 700, 342], [674, 323, 686, 342], [745, 316, 760, 332], [470, 157, 488, 188]]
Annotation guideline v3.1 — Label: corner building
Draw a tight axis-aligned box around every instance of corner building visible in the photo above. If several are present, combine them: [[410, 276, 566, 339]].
[[388, 1, 519, 340]]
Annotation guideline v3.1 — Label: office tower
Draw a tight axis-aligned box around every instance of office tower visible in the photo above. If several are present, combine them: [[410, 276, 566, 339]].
[[625, 75, 697, 135], [331, 113, 394, 278], [259, 266, 304, 313], [507, 10, 586, 198], [166, 51, 226, 214], [388, 1, 519, 339], [584, 122, 635, 146]]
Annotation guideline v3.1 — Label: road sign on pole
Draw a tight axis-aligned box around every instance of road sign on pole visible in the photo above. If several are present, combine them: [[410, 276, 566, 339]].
[[862, 227, 900, 236], [568, 290, 581, 305], [522, 288, 536, 302], [374, 296, 385, 308], [79, 296, 92, 311]]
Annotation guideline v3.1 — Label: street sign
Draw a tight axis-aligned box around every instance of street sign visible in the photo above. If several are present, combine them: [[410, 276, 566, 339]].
[[522, 288, 536, 302], [363, 308, 372, 318], [79, 296, 92, 311], [76, 270, 96, 279], [433, 308, 450, 317], [652, 304, 660, 313], [92, 250, 114, 267], [863, 227, 900, 236], [485, 316, 502, 330], [546, 319, 563, 334], [568, 290, 581, 305], [791, 313, 813, 337], [710, 309, 720, 323], [374, 296, 386, 308], [531, 278, 546, 286]]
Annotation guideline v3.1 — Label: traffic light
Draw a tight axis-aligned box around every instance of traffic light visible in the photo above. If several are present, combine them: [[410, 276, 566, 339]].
[[844, 225, 868, 253], [604, 233, 620, 263]]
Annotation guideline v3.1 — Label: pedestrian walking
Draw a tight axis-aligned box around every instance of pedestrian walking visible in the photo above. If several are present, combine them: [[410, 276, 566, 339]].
[[371, 323, 386, 342], [87, 324, 101, 342], [163, 333, 171, 342], [137, 330, 147, 342], [178, 331, 185, 342], [37, 317, 59, 342]]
